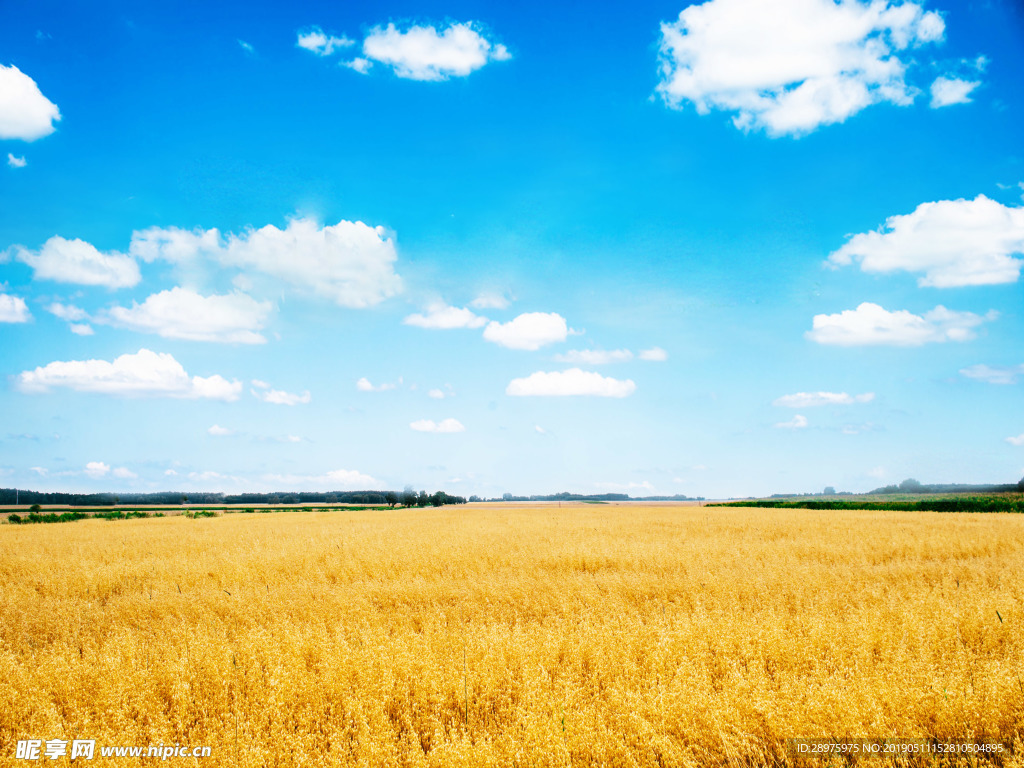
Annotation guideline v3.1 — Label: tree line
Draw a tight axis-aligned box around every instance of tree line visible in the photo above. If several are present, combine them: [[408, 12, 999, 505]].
[[0, 488, 467, 507]]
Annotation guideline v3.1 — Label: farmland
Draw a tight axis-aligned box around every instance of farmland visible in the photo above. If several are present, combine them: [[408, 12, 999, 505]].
[[2, 504, 1023, 766]]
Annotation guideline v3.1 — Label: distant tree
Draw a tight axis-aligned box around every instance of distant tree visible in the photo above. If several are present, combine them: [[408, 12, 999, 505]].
[[899, 478, 923, 493], [417, 490, 430, 507], [384, 491, 398, 508], [1018, 476, 1024, 492], [823, 486, 836, 496], [469, 495, 481, 503], [400, 489, 417, 507], [30, 504, 41, 513]]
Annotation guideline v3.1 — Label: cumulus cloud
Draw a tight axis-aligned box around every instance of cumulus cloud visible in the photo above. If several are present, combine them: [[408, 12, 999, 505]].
[[102, 287, 272, 344], [0, 64, 61, 141], [84, 461, 110, 478], [827, 195, 1024, 287], [362, 22, 511, 81], [403, 302, 487, 329], [17, 348, 242, 400], [483, 312, 573, 350], [959, 364, 1024, 385], [356, 376, 400, 392], [7, 153, 26, 168], [263, 468, 379, 489], [775, 414, 808, 429], [0, 294, 31, 323], [208, 424, 234, 436], [428, 388, 445, 399], [470, 293, 510, 310], [250, 380, 311, 405], [506, 368, 636, 398], [638, 347, 668, 361], [554, 349, 633, 365], [410, 418, 465, 433], [112, 467, 137, 479], [773, 391, 875, 407], [296, 27, 353, 56], [930, 76, 980, 107], [656, 0, 945, 136], [1006, 434, 1024, 447], [15, 236, 141, 288], [130, 218, 401, 308], [70, 323, 93, 336], [806, 303, 994, 346]]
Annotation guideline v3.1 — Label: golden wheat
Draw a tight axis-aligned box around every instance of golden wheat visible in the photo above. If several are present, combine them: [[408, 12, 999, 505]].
[[1, 505, 1022, 766]]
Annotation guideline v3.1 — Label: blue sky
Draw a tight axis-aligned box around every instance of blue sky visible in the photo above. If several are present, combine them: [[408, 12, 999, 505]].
[[1, 0, 1022, 498]]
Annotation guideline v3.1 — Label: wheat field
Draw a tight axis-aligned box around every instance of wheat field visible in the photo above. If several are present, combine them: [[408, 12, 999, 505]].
[[1, 504, 1022, 767]]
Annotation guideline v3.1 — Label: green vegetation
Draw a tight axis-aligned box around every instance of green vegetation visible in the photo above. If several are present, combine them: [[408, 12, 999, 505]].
[[710, 496, 1024, 513], [5, 509, 154, 524]]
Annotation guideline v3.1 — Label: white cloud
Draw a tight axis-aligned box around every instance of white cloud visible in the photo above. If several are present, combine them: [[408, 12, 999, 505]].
[[46, 301, 94, 335], [595, 480, 655, 492], [775, 414, 808, 429], [506, 368, 636, 398], [959, 364, 1024, 385], [404, 302, 487, 329], [554, 349, 633, 365], [0, 294, 31, 323], [7, 153, 26, 168], [483, 312, 572, 350], [656, 0, 945, 137], [428, 388, 445, 399], [534, 425, 546, 434], [362, 22, 511, 81], [638, 347, 668, 362], [130, 218, 401, 308], [1006, 434, 1024, 447], [84, 461, 110, 478], [773, 391, 875, 407], [17, 348, 242, 400], [296, 27, 354, 56], [112, 467, 137, 479], [470, 293, 510, 310], [410, 418, 465, 433], [806, 303, 994, 346], [29, 466, 47, 476], [238, 40, 255, 55], [264, 468, 378, 489], [208, 424, 234, 436], [15, 236, 141, 288], [344, 58, 372, 74], [129, 226, 222, 263], [223, 219, 401, 308], [102, 287, 272, 344], [930, 76, 979, 108], [164, 469, 178, 477], [250, 380, 311, 406], [46, 302, 88, 321], [0, 64, 61, 141], [356, 376, 400, 392], [827, 195, 1024, 287]]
